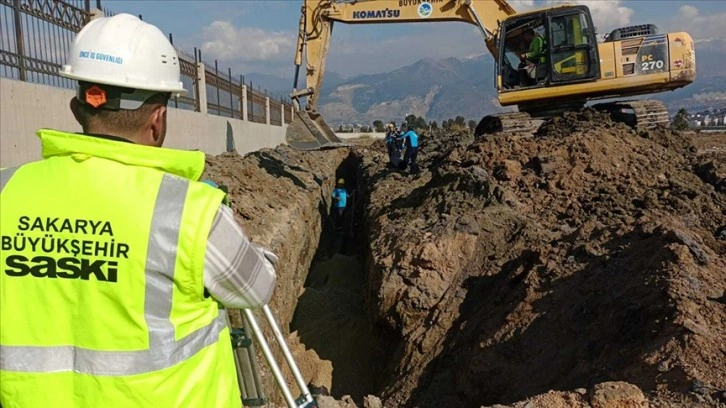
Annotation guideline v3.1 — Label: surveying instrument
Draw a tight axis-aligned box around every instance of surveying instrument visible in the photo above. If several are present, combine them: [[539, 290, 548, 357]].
[[226, 305, 318, 408]]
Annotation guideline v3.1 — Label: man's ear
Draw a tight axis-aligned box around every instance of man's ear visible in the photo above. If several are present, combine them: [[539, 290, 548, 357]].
[[70, 97, 83, 126], [150, 105, 167, 145]]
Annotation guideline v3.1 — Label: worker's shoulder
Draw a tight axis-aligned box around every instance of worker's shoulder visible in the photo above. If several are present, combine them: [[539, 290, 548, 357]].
[[1, 154, 46, 171]]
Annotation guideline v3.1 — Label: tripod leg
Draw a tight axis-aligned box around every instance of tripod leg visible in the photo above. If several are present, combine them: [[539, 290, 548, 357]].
[[228, 313, 263, 405], [262, 305, 315, 406], [241, 312, 266, 404], [242, 309, 298, 408]]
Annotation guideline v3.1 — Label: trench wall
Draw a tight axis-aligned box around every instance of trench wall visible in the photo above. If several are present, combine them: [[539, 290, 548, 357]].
[[0, 78, 287, 168]]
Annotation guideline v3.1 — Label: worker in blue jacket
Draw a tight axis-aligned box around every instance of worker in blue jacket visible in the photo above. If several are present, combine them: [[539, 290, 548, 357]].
[[400, 125, 420, 173], [331, 178, 348, 230]]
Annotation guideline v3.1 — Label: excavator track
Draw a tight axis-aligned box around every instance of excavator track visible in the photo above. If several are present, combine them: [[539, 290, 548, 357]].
[[593, 99, 670, 129], [475, 99, 670, 140], [474, 112, 545, 138], [630, 100, 671, 128]]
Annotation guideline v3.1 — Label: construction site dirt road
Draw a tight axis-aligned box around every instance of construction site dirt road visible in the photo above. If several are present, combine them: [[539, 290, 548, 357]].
[[203, 112, 725, 408]]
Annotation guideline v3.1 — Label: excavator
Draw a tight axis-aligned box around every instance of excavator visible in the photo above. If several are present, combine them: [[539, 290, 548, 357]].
[[286, 0, 696, 150]]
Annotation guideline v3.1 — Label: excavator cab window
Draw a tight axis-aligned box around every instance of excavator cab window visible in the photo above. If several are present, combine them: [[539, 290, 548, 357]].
[[498, 16, 548, 90], [497, 6, 600, 91], [548, 7, 600, 83]]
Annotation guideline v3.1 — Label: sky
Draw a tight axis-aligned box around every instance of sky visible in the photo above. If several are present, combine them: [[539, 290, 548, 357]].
[[102, 0, 726, 80]]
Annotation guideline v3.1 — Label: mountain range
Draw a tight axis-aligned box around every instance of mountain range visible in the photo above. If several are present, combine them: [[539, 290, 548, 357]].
[[247, 40, 726, 125]]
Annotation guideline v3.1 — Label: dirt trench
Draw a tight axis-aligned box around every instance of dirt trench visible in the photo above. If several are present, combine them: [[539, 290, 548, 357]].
[[203, 116, 725, 408], [287, 153, 397, 402], [202, 146, 395, 406]]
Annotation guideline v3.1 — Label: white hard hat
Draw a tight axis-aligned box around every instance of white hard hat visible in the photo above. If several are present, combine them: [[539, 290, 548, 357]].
[[60, 13, 187, 108]]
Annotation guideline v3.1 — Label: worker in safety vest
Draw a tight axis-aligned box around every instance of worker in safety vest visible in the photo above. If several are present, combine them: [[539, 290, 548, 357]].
[[518, 27, 547, 86], [520, 28, 546, 64], [0, 13, 277, 408]]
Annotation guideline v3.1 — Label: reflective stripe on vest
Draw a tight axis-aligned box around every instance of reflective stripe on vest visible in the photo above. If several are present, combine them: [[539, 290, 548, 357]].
[[0, 174, 227, 375]]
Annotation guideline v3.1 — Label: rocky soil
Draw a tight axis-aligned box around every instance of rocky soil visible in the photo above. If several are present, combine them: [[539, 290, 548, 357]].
[[203, 115, 725, 407]]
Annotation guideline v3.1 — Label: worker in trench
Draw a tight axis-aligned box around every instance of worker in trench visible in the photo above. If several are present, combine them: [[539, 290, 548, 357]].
[[332, 178, 349, 232], [0, 13, 277, 408]]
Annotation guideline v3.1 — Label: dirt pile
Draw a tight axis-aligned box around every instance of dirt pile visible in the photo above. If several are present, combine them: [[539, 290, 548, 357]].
[[200, 115, 724, 407], [353, 111, 725, 407]]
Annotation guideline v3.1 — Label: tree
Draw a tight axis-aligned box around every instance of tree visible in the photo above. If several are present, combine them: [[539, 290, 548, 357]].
[[373, 120, 384, 132], [467, 119, 477, 129], [672, 108, 689, 131], [405, 114, 417, 127], [430, 121, 438, 130], [440, 117, 467, 131], [414, 116, 427, 129]]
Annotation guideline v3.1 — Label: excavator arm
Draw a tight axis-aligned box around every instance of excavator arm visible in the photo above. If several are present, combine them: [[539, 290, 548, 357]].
[[287, 0, 517, 149]]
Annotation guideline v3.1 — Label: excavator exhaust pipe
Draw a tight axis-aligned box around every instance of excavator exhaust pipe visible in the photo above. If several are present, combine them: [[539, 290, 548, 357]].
[[285, 109, 348, 151]]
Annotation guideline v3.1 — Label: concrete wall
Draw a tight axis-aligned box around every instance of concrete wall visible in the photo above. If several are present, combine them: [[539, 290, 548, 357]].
[[0, 78, 287, 168]]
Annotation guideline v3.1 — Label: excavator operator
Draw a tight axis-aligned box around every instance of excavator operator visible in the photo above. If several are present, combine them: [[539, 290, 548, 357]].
[[519, 28, 547, 86]]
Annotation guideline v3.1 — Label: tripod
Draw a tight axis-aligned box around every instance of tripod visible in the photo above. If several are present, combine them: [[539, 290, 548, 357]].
[[227, 305, 318, 408]]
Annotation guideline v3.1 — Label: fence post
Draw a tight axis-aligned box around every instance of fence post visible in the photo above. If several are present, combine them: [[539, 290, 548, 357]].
[[249, 81, 253, 121], [241, 85, 248, 121], [12, 0, 26, 81], [196, 62, 208, 114], [228, 67, 234, 118], [214, 60, 220, 115], [265, 97, 270, 125], [280, 103, 285, 127]]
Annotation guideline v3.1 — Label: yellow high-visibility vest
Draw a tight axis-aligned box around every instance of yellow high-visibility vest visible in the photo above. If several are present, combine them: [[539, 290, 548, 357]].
[[0, 129, 240, 408]]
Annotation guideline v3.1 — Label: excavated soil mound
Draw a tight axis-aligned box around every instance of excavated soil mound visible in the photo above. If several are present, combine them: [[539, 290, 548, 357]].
[[199, 118, 724, 408], [354, 110, 725, 407]]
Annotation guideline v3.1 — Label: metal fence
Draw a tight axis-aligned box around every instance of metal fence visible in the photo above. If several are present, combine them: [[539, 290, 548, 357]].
[[1, 0, 293, 125], [0, 0, 94, 88]]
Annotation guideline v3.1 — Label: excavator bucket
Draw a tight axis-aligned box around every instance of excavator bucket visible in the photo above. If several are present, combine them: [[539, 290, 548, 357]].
[[285, 110, 348, 150]]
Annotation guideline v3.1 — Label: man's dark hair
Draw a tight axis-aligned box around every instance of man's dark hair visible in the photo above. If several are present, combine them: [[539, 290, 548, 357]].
[[74, 85, 170, 134]]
